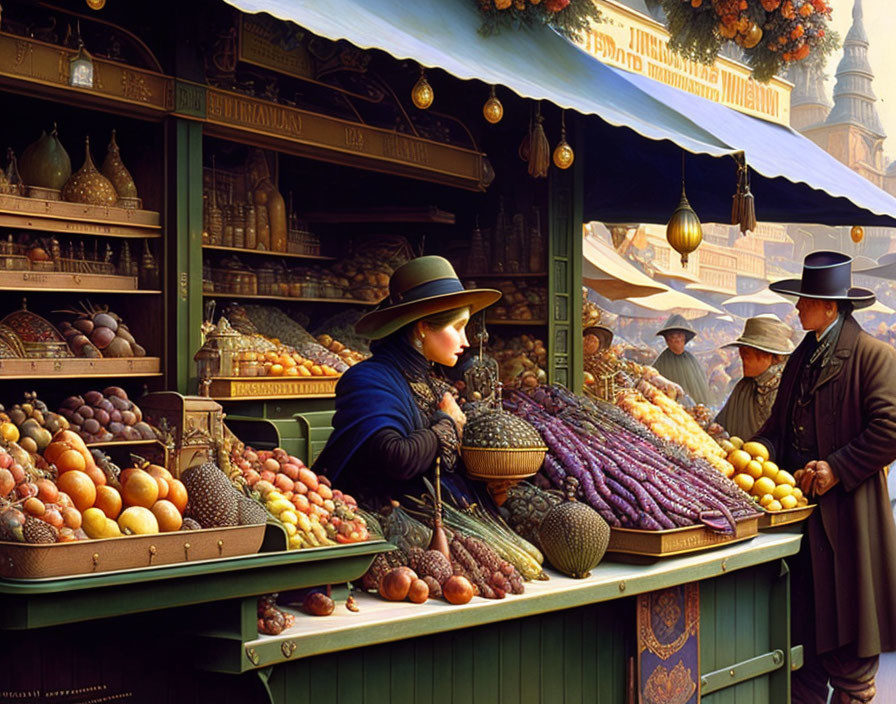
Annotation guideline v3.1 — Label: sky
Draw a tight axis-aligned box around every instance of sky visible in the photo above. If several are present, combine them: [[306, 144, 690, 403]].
[[825, 0, 896, 161]]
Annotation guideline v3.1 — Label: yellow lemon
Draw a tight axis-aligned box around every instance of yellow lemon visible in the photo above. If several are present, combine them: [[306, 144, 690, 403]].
[[772, 484, 794, 500], [733, 473, 754, 492], [761, 461, 780, 480], [759, 493, 775, 508], [797, 497, 809, 506], [742, 441, 770, 462], [719, 440, 736, 455], [746, 460, 764, 479], [82, 507, 109, 539], [754, 476, 776, 497], [792, 487, 804, 501], [729, 449, 752, 472], [776, 470, 796, 487], [780, 495, 798, 510], [729, 436, 744, 450], [283, 522, 297, 536], [767, 499, 783, 512]]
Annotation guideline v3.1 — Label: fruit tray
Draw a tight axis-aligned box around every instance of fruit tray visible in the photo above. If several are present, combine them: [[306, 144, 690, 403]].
[[0, 524, 265, 579], [606, 515, 759, 557], [206, 376, 339, 400], [758, 504, 816, 530]]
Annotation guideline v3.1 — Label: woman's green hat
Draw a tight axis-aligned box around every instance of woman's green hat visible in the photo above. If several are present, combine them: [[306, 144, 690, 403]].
[[656, 313, 697, 343], [723, 315, 795, 356], [355, 256, 501, 340]]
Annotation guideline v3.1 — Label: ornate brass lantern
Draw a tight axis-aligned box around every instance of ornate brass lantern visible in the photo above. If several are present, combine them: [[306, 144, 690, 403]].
[[666, 186, 703, 267]]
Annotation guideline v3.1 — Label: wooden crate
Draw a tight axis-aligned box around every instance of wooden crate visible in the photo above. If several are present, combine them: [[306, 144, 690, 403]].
[[606, 515, 759, 557], [0, 524, 265, 579], [207, 376, 339, 400], [758, 504, 815, 529]]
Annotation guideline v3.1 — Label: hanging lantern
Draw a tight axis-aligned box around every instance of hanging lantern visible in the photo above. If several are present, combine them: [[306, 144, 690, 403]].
[[69, 23, 94, 88], [483, 86, 503, 124], [552, 110, 574, 170], [411, 68, 434, 110], [743, 23, 763, 49], [86, 0, 106, 8], [667, 156, 703, 267], [850, 225, 864, 243]]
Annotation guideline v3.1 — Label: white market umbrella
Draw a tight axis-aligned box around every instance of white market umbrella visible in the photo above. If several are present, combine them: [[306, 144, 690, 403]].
[[612, 288, 724, 319], [723, 288, 794, 317], [582, 232, 668, 300]]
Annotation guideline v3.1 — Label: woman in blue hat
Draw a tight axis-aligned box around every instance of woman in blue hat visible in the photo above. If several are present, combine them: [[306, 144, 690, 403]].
[[753, 252, 896, 703]]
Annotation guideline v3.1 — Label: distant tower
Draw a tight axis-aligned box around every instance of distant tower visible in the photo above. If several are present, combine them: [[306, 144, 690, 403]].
[[787, 61, 831, 131], [797, 0, 886, 187]]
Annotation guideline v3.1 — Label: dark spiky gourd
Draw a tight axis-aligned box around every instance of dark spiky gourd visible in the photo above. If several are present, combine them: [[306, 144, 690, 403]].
[[537, 485, 609, 579], [463, 410, 543, 449], [181, 462, 239, 528]]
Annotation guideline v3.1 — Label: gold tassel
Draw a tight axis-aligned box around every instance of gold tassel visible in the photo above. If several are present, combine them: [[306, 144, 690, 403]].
[[730, 154, 756, 235], [528, 103, 550, 179]]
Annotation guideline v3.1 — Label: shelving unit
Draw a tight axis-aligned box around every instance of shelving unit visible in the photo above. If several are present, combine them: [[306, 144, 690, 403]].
[[0, 195, 162, 239], [202, 245, 335, 261], [201, 292, 382, 305], [0, 358, 162, 378]]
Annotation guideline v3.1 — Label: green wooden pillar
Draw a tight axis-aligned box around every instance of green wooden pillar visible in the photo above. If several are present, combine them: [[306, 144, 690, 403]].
[[166, 117, 204, 394], [547, 120, 584, 393]]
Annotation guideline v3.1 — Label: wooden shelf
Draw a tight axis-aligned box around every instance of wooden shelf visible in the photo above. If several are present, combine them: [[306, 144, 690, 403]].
[[85, 439, 162, 449], [202, 292, 382, 305], [486, 319, 548, 326], [0, 194, 161, 239], [303, 206, 455, 225], [464, 273, 548, 279], [0, 357, 162, 379], [202, 245, 335, 261]]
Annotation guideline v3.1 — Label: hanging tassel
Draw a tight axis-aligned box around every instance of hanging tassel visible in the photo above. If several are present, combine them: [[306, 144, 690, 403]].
[[528, 102, 550, 179], [730, 153, 756, 235]]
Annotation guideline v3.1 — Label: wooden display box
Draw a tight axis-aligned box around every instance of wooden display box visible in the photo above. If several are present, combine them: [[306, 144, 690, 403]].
[[607, 515, 759, 557], [758, 504, 816, 529], [207, 376, 339, 400], [0, 524, 265, 579], [139, 392, 225, 477], [0, 193, 161, 237], [0, 270, 138, 291], [0, 357, 161, 378]]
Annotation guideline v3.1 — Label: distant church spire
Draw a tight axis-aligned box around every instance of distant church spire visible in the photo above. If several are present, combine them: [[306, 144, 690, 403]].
[[825, 0, 885, 137]]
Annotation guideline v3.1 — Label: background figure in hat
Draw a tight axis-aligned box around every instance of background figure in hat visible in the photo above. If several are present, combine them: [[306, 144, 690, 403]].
[[651, 313, 711, 405], [752, 252, 896, 704], [583, 324, 613, 356], [313, 256, 500, 507], [714, 315, 794, 440]]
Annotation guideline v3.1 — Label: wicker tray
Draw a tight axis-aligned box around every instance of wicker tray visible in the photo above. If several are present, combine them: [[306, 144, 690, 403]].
[[758, 504, 816, 529], [206, 376, 339, 400], [0, 524, 266, 579], [460, 446, 547, 481], [606, 515, 759, 557]]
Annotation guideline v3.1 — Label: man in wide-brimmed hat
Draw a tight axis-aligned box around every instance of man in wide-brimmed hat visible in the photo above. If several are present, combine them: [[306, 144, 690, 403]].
[[714, 315, 794, 440], [752, 252, 896, 703], [651, 313, 710, 405]]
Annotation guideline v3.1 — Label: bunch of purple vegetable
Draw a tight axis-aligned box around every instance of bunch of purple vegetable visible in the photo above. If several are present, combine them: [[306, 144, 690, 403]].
[[504, 386, 759, 533]]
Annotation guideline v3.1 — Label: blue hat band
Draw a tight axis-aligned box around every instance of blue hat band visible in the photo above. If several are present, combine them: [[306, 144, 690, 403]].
[[390, 277, 465, 305]]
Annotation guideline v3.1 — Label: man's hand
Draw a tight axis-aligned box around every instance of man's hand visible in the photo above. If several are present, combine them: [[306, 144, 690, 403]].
[[794, 459, 839, 497], [812, 460, 839, 495]]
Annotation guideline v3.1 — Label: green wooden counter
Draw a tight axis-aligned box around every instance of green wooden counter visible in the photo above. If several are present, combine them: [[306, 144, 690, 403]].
[[193, 532, 802, 704]]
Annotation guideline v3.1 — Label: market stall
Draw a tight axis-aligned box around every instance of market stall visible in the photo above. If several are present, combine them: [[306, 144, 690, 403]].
[[1, 1, 895, 703]]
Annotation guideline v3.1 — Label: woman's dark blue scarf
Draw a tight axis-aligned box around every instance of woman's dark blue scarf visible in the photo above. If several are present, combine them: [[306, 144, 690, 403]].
[[313, 332, 429, 483]]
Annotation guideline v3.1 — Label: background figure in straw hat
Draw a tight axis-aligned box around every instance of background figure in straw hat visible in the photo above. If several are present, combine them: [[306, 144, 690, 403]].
[[313, 256, 500, 507], [752, 252, 896, 704], [714, 315, 794, 440], [652, 313, 711, 405]]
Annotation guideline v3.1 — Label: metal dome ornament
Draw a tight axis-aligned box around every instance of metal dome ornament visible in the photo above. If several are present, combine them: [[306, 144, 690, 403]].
[[850, 225, 865, 244], [666, 155, 702, 267], [483, 86, 503, 124], [411, 67, 434, 110], [552, 111, 574, 170]]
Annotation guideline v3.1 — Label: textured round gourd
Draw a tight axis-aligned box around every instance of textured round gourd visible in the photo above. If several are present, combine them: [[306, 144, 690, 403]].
[[538, 500, 609, 579], [463, 410, 543, 449], [20, 126, 71, 190]]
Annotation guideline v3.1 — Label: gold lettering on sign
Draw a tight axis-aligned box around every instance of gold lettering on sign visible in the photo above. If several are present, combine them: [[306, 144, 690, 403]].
[[382, 135, 430, 165], [345, 127, 365, 151], [207, 92, 303, 138], [578, 1, 791, 125], [122, 70, 152, 102]]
